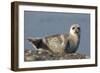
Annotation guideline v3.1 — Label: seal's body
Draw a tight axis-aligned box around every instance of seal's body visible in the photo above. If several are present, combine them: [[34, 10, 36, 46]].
[[28, 24, 80, 55]]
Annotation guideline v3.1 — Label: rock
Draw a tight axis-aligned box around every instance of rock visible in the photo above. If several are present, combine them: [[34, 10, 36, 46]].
[[24, 49, 87, 61]]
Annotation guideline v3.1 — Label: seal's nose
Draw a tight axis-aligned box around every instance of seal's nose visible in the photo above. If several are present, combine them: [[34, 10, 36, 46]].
[[75, 28, 79, 33]]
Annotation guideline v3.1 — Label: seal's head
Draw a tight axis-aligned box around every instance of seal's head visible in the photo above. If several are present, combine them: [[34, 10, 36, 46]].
[[70, 24, 80, 36]]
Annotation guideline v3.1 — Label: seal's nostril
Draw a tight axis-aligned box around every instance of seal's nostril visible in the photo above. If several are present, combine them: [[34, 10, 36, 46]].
[[75, 29, 79, 33]]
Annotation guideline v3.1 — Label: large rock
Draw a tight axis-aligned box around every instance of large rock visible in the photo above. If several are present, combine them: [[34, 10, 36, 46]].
[[24, 49, 86, 61]]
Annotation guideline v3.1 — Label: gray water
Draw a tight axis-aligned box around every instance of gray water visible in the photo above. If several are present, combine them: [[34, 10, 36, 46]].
[[24, 11, 90, 57]]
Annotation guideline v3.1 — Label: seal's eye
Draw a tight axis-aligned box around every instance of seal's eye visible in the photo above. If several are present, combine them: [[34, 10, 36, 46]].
[[77, 27, 80, 30], [72, 27, 75, 30]]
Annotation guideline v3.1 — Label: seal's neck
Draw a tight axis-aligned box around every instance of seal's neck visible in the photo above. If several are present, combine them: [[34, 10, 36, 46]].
[[69, 33, 79, 47], [69, 31, 80, 43]]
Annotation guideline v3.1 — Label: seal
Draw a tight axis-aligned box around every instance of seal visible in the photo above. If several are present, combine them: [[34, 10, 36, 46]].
[[27, 24, 80, 55]]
